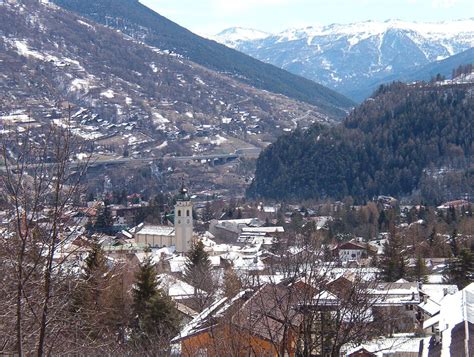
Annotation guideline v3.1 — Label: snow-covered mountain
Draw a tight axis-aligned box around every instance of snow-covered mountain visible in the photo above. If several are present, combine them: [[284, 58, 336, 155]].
[[215, 19, 474, 101], [214, 27, 270, 48]]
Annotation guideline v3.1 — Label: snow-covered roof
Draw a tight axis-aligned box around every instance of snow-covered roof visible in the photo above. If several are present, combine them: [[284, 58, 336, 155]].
[[419, 284, 458, 304], [241, 226, 284, 233], [159, 273, 197, 300], [172, 290, 251, 343], [137, 225, 175, 236], [421, 283, 474, 356], [216, 218, 254, 225], [369, 282, 420, 305], [169, 255, 188, 273], [209, 255, 221, 267], [262, 206, 277, 213], [344, 333, 424, 356], [418, 298, 441, 317]]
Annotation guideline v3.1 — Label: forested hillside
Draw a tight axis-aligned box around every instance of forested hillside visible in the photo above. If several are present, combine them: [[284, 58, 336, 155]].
[[248, 81, 474, 203]]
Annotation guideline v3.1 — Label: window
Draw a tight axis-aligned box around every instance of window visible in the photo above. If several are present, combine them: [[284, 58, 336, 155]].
[[178, 210, 181, 217], [186, 209, 190, 217]]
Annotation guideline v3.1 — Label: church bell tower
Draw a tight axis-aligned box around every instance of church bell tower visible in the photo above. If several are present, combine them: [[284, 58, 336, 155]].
[[174, 183, 193, 253]]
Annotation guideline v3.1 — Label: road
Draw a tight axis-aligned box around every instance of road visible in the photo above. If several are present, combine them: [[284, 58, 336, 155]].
[[0, 149, 261, 171]]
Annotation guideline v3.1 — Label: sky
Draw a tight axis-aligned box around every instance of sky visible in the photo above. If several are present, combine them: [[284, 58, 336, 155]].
[[140, 0, 474, 36]]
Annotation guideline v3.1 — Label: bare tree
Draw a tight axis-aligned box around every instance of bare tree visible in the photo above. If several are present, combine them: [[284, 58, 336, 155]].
[[0, 120, 91, 355]]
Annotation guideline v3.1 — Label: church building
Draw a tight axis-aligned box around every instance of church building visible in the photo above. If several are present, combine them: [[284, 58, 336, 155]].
[[134, 184, 194, 253]]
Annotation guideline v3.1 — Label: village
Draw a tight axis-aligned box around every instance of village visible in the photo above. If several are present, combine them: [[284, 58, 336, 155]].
[[1, 0, 474, 356], [3, 176, 471, 357]]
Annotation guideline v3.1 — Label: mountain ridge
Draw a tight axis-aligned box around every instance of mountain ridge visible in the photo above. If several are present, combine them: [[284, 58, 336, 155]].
[[214, 19, 474, 101], [51, 0, 354, 117], [0, 0, 341, 162]]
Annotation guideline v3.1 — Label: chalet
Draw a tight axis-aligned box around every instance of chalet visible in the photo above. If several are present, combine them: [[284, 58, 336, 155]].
[[333, 241, 372, 263], [369, 281, 421, 334]]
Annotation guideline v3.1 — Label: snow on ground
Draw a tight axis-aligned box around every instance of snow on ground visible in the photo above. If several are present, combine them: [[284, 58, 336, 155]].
[[210, 134, 227, 145], [157, 141, 168, 149], [70, 78, 93, 93], [194, 76, 206, 86], [11, 39, 46, 60], [0, 113, 31, 123], [100, 89, 115, 99], [153, 112, 170, 124], [76, 153, 90, 161], [8, 39, 83, 69], [215, 27, 270, 47], [76, 19, 94, 30], [149, 63, 159, 73], [184, 112, 194, 118]]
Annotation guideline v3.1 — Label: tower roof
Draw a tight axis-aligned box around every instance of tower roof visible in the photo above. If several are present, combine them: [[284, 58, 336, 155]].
[[176, 182, 191, 201]]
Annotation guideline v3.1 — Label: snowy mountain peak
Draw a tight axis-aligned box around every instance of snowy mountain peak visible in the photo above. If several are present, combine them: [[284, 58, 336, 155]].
[[215, 19, 474, 44], [213, 19, 474, 102], [271, 18, 474, 42], [214, 27, 270, 48]]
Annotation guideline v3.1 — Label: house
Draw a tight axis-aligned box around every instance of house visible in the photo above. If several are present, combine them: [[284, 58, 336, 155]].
[[209, 218, 263, 242], [421, 282, 474, 356], [237, 226, 284, 246], [368, 281, 421, 334], [333, 241, 372, 263], [172, 284, 303, 357], [416, 284, 458, 331]]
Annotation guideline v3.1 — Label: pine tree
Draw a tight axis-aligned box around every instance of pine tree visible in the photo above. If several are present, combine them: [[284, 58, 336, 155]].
[[444, 248, 474, 289], [94, 201, 113, 233], [379, 232, 407, 282], [184, 240, 215, 311], [72, 241, 110, 340], [132, 251, 159, 318], [449, 229, 459, 257], [80, 241, 109, 310], [202, 201, 214, 223], [132, 251, 180, 346], [184, 240, 213, 290], [83, 241, 108, 281], [410, 255, 428, 283]]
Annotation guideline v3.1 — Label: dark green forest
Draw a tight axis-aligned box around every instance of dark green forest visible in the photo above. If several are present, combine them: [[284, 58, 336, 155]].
[[248, 82, 474, 203], [52, 0, 354, 118]]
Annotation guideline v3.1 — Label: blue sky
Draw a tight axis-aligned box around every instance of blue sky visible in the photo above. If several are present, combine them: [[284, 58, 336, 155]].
[[140, 0, 474, 36]]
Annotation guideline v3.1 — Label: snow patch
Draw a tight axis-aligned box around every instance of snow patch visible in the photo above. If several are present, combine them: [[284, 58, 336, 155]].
[[153, 112, 170, 124], [210, 134, 227, 145], [100, 89, 115, 99]]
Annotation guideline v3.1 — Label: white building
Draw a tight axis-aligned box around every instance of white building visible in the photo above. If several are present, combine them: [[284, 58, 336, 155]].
[[333, 241, 369, 262], [134, 184, 194, 253]]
